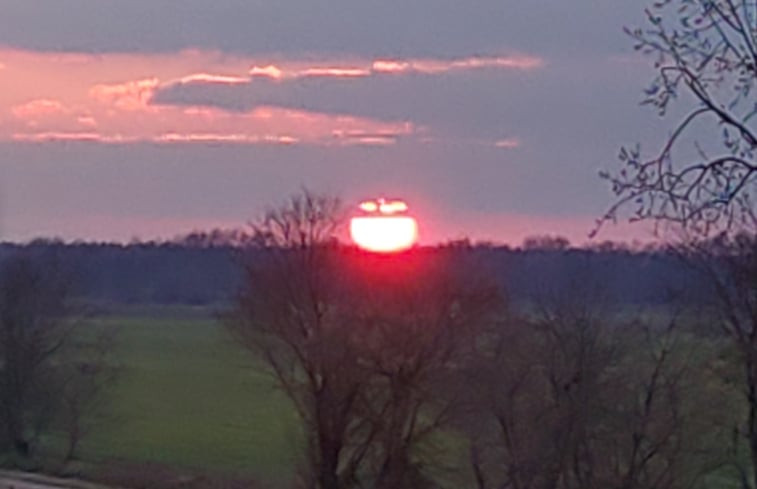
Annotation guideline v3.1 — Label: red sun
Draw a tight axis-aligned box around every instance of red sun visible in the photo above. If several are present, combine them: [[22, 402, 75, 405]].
[[350, 198, 419, 253]]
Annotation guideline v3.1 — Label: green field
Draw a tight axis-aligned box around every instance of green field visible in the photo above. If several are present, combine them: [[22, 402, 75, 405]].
[[39, 306, 738, 489], [76, 309, 301, 486]]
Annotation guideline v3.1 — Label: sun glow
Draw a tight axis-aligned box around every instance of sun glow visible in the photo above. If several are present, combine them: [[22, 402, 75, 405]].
[[350, 199, 419, 253]]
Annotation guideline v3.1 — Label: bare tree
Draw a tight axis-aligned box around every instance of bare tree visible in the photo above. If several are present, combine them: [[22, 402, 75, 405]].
[[57, 326, 118, 463], [0, 254, 71, 459], [675, 233, 757, 488], [0, 254, 74, 459], [0, 253, 116, 465], [599, 0, 757, 236], [462, 268, 716, 489], [225, 190, 371, 489], [226, 191, 506, 489], [341, 248, 504, 489]]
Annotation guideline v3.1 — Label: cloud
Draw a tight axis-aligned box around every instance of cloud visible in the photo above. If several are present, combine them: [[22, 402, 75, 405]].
[[299, 67, 371, 78], [249, 65, 284, 80], [0, 48, 255, 110], [12, 99, 67, 119], [9, 98, 99, 134], [89, 78, 160, 111], [0, 1, 640, 60], [173, 73, 251, 85], [152, 57, 538, 141], [152, 133, 297, 144], [12, 131, 117, 142], [9, 100, 414, 146], [243, 55, 541, 82], [77, 115, 97, 127], [331, 130, 405, 146], [371, 56, 543, 75], [0, 48, 419, 145], [0, 47, 537, 146], [243, 55, 542, 81], [494, 138, 520, 149]]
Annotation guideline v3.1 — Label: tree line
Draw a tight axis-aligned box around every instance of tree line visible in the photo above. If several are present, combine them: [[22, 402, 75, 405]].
[[0, 235, 706, 309]]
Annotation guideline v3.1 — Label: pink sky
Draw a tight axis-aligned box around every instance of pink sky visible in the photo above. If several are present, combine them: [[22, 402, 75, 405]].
[[0, 2, 671, 245]]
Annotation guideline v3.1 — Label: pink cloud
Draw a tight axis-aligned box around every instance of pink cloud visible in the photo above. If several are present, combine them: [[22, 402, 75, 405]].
[[173, 73, 250, 85], [10, 100, 413, 146], [153, 133, 299, 145], [12, 131, 112, 142], [248, 63, 371, 80], [68, 63, 419, 144], [0, 47, 414, 145], [300, 67, 371, 78], [249, 64, 284, 79], [0, 48, 538, 146], [370, 60, 410, 74], [89, 78, 160, 110], [77, 115, 97, 127], [494, 138, 520, 149], [331, 129, 409, 146], [8, 98, 105, 138], [246, 54, 544, 81], [12, 99, 67, 119], [373, 55, 544, 75]]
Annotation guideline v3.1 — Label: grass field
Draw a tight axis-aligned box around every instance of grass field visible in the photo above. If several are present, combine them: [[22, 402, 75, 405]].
[[74, 309, 301, 487], [42, 305, 735, 489]]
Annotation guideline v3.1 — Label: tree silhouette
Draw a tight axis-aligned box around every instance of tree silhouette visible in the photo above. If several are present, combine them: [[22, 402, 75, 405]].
[[226, 190, 505, 489], [600, 0, 757, 236]]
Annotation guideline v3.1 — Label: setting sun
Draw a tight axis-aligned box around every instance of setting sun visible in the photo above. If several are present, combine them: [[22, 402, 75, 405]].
[[350, 198, 419, 252]]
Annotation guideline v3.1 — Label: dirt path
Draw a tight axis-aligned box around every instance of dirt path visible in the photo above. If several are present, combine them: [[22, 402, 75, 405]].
[[0, 478, 63, 489], [0, 472, 114, 489]]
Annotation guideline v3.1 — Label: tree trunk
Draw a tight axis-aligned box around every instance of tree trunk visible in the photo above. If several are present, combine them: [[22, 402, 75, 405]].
[[314, 386, 341, 489], [64, 405, 81, 462], [317, 435, 341, 489], [4, 397, 28, 457], [748, 359, 757, 489]]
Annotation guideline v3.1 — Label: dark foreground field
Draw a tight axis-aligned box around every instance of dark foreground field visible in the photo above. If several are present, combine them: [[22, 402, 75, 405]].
[[71, 308, 300, 487], [17, 302, 740, 489]]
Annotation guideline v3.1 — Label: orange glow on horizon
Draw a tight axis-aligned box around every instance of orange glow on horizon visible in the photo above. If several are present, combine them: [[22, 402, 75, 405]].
[[350, 199, 418, 252]]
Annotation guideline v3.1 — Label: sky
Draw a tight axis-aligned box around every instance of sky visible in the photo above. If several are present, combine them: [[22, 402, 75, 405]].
[[0, 1, 667, 245]]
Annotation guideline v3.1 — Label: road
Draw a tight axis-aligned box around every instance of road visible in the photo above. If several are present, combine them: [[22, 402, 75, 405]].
[[0, 472, 113, 489], [0, 478, 62, 489]]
